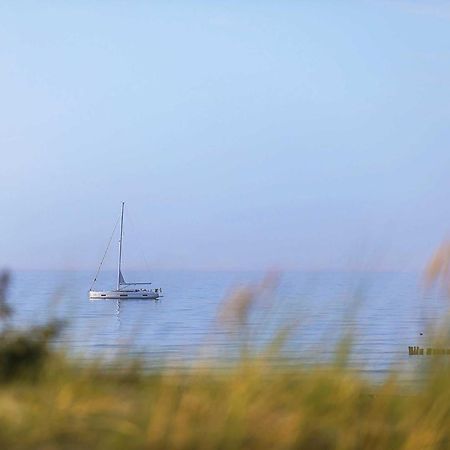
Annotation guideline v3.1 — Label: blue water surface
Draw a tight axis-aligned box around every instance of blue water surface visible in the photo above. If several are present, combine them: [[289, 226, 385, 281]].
[[6, 270, 448, 379]]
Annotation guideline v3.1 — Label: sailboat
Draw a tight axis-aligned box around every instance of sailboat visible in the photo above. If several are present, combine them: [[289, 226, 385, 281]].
[[89, 202, 161, 300]]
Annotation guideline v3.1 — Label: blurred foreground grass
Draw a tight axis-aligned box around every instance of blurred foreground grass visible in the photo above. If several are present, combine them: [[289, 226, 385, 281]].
[[0, 245, 449, 450]]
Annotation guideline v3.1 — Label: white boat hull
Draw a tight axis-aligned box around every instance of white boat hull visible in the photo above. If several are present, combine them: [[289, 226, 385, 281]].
[[89, 290, 160, 300]]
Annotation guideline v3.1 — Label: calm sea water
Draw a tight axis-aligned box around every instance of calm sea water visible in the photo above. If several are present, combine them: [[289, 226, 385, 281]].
[[6, 270, 448, 378]]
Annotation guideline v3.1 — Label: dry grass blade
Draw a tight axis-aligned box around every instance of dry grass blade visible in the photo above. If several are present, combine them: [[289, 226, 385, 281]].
[[0, 271, 12, 319], [425, 241, 450, 296]]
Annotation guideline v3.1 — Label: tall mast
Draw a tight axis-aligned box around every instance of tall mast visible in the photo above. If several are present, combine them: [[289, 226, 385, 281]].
[[117, 201, 125, 290]]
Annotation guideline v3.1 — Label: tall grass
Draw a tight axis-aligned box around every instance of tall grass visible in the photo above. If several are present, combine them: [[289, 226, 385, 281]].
[[0, 245, 449, 450]]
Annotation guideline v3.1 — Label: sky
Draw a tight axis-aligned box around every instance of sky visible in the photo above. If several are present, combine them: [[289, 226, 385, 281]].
[[0, 1, 449, 272]]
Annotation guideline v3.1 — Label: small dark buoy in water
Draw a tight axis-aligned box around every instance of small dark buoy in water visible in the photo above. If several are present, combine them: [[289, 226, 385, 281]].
[[420, 333, 423, 336]]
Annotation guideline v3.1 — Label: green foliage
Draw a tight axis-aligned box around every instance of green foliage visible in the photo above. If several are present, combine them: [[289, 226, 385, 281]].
[[0, 321, 63, 381], [0, 270, 63, 381]]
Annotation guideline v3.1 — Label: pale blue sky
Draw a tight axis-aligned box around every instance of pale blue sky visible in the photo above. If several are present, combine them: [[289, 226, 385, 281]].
[[1, 1, 449, 271]]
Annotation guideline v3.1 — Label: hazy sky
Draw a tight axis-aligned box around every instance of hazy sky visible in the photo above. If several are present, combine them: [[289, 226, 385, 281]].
[[1, 1, 449, 272]]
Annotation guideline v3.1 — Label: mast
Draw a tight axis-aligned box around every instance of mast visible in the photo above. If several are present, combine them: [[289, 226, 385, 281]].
[[117, 202, 125, 290]]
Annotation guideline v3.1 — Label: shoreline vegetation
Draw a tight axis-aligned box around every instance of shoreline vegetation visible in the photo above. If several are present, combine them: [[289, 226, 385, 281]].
[[0, 245, 449, 450]]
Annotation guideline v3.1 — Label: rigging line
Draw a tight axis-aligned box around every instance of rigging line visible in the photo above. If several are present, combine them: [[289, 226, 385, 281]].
[[125, 208, 153, 275], [90, 215, 121, 291]]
